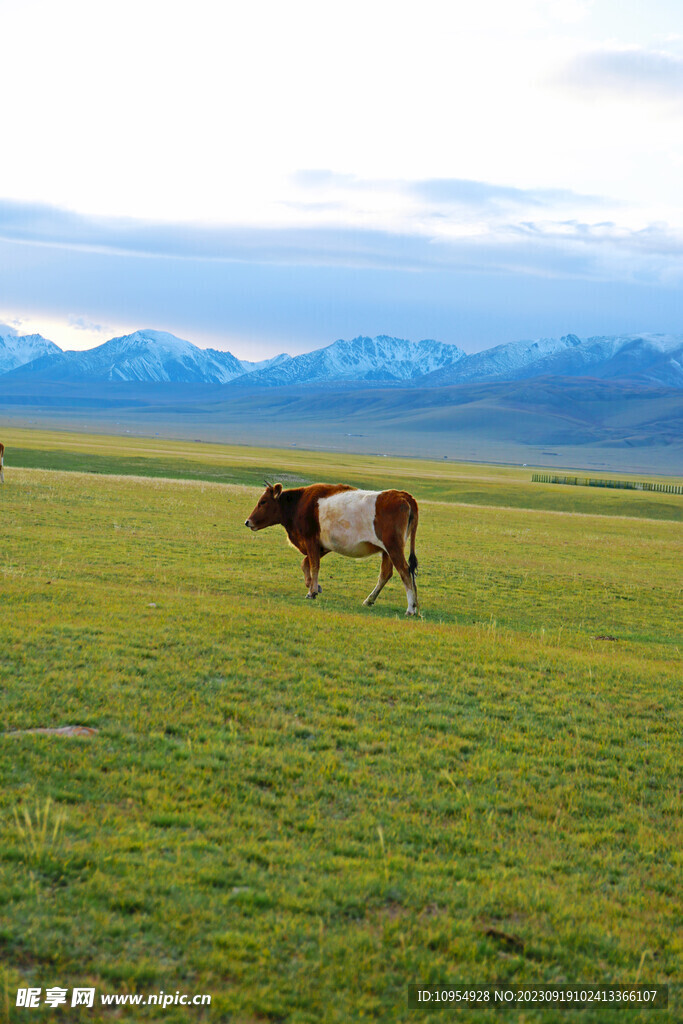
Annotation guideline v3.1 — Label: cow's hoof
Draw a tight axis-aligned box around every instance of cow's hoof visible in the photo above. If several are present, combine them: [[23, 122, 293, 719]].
[[405, 608, 418, 617], [317, 584, 322, 594], [363, 598, 375, 607], [305, 592, 317, 600]]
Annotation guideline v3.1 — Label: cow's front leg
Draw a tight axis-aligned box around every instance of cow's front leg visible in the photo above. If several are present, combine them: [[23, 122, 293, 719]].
[[304, 543, 323, 599], [301, 555, 322, 595], [301, 555, 311, 590]]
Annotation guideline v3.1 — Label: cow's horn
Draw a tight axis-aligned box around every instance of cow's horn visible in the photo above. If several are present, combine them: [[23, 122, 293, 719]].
[[264, 478, 273, 488]]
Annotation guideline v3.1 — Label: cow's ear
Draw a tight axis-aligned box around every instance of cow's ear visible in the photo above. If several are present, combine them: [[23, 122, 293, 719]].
[[272, 483, 282, 498]]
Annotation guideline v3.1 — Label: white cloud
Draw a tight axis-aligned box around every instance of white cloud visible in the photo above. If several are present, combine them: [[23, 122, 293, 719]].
[[2, 0, 680, 226], [0, 309, 125, 352], [2, 0, 683, 354], [67, 314, 106, 333], [557, 46, 683, 101]]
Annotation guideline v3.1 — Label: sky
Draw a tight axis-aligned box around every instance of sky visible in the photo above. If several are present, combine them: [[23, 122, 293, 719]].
[[1, 0, 682, 358]]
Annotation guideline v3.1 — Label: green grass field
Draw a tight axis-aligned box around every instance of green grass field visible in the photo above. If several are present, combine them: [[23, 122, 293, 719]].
[[1, 429, 681, 1022]]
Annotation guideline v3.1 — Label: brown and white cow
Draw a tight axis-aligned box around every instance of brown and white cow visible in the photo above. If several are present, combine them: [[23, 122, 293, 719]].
[[0, 442, 4, 484], [245, 482, 420, 615]]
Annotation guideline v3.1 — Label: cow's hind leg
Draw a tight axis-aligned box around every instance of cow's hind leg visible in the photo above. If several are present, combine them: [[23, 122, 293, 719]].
[[363, 552, 393, 607], [301, 555, 322, 595], [383, 538, 419, 616]]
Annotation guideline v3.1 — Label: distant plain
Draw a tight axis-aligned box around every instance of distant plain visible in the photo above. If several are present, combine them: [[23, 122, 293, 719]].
[[1, 373, 682, 474]]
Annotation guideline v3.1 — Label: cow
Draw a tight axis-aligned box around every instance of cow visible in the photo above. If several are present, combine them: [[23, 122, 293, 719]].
[[0, 442, 4, 484], [245, 481, 420, 615]]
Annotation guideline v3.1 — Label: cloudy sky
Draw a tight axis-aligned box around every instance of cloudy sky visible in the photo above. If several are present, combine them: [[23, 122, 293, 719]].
[[1, 0, 682, 358]]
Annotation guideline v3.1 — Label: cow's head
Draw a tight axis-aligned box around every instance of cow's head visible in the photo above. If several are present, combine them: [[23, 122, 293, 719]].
[[245, 481, 283, 531]]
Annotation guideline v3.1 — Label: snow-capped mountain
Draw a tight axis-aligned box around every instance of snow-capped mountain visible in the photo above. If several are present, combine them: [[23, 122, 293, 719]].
[[3, 327, 682, 388], [239, 352, 291, 375], [422, 333, 683, 387], [7, 330, 290, 384], [232, 335, 466, 387], [0, 330, 62, 374]]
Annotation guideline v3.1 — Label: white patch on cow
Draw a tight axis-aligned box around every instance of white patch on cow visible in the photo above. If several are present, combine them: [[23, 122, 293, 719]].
[[318, 490, 384, 558]]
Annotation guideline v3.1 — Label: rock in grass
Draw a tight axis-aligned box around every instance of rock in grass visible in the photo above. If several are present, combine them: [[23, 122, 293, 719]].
[[4, 726, 99, 738]]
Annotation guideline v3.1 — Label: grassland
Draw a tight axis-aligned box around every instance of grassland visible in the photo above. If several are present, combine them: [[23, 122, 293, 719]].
[[4, 427, 683, 521], [0, 428, 681, 1022]]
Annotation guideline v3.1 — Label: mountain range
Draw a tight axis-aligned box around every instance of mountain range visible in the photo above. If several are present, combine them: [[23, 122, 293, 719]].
[[1, 327, 682, 388], [0, 329, 289, 384]]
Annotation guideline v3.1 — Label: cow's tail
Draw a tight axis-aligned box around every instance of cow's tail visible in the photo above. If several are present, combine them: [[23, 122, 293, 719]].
[[407, 496, 419, 591]]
